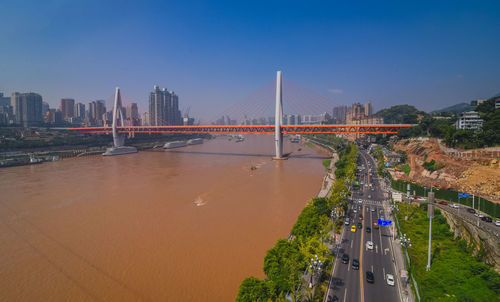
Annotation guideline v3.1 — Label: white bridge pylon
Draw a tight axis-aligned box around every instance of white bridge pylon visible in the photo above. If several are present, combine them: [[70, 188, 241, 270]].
[[274, 70, 284, 159], [102, 87, 138, 156]]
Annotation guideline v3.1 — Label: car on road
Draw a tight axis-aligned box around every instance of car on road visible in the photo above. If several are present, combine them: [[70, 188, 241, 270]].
[[368, 195, 372, 199], [345, 217, 350, 225], [371, 207, 375, 212], [495, 220, 500, 226], [386, 274, 395, 286], [359, 214, 363, 220], [366, 227, 371, 233], [351, 225, 356, 232], [366, 241, 374, 250], [366, 271, 374, 283], [484, 217, 492, 223], [341, 253, 349, 264], [373, 221, 379, 229], [439, 201, 448, 205], [352, 259, 359, 270], [357, 222, 362, 229], [359, 199, 363, 204], [353, 208, 357, 213], [450, 204, 460, 209], [467, 208, 476, 214]]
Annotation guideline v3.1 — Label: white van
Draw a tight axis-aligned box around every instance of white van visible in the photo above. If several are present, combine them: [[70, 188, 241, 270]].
[[345, 217, 350, 225]]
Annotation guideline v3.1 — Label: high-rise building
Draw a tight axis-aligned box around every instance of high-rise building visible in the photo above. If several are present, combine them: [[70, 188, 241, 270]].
[[88, 100, 106, 125], [149, 86, 182, 126], [365, 101, 373, 117], [75, 102, 85, 119], [0, 93, 13, 125], [42, 101, 50, 116], [332, 105, 349, 123], [126, 103, 140, 126], [60, 98, 75, 120], [142, 111, 149, 126], [11, 92, 43, 127], [0, 93, 10, 106]]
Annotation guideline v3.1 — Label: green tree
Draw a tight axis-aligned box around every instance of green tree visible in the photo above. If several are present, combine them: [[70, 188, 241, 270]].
[[236, 277, 270, 302]]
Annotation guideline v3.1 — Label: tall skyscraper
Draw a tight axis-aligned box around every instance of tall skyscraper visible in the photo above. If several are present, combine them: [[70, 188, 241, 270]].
[[332, 105, 349, 123], [365, 101, 373, 116], [148, 86, 182, 126], [11, 92, 43, 127], [60, 98, 75, 120], [126, 103, 140, 126], [42, 102, 50, 115], [75, 103, 85, 119], [88, 100, 106, 125], [142, 111, 149, 126]]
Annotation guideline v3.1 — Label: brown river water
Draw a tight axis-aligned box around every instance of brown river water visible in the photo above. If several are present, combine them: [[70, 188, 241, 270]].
[[0, 134, 328, 301]]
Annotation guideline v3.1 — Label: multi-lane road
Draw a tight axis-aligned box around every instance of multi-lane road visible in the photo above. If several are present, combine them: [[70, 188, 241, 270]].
[[325, 149, 404, 302]]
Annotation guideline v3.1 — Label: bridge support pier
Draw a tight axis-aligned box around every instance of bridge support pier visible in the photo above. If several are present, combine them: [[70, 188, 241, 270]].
[[273, 70, 285, 160]]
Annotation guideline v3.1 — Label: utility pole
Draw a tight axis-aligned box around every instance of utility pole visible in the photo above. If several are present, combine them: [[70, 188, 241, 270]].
[[426, 190, 435, 271], [406, 183, 410, 220]]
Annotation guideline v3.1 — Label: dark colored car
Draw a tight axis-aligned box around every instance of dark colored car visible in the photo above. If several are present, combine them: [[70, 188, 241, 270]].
[[359, 214, 363, 220], [438, 201, 448, 205], [352, 259, 359, 270], [485, 217, 492, 223], [481, 216, 487, 221], [366, 227, 371, 233], [342, 254, 349, 264], [357, 222, 362, 229], [467, 208, 476, 214], [366, 271, 374, 283]]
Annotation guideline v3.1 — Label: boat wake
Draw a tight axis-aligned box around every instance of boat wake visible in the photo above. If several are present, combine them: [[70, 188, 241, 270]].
[[193, 196, 207, 207]]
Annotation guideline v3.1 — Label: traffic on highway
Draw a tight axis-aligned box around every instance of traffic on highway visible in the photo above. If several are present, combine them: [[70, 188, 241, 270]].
[[325, 149, 408, 302]]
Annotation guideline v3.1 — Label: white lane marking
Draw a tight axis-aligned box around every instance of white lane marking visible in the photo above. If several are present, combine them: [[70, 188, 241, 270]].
[[383, 267, 386, 280], [343, 287, 347, 302], [348, 262, 350, 271], [371, 265, 374, 272], [375, 245, 378, 254], [351, 239, 353, 249], [379, 211, 384, 252]]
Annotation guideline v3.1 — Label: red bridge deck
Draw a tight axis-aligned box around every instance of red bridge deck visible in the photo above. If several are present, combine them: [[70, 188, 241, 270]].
[[67, 124, 411, 134]]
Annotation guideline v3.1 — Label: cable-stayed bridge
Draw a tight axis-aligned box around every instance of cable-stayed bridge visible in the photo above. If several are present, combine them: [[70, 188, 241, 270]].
[[66, 71, 412, 157]]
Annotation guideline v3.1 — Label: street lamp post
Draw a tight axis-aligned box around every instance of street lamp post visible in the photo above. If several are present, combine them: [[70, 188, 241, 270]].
[[309, 255, 323, 289]]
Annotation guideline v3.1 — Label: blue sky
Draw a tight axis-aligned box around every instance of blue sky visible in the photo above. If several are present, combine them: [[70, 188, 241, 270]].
[[0, 0, 499, 120]]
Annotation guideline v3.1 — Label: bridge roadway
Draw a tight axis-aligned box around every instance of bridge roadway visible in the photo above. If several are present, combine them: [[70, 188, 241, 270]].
[[325, 149, 403, 302], [65, 124, 411, 134]]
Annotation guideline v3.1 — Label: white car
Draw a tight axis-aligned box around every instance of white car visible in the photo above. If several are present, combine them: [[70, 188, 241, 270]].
[[386, 274, 395, 286], [366, 241, 374, 250], [353, 208, 357, 213], [359, 199, 363, 204], [345, 218, 350, 225], [371, 208, 375, 212], [450, 204, 459, 209], [495, 220, 500, 226]]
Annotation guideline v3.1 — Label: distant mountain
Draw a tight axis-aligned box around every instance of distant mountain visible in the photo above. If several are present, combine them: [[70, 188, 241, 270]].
[[431, 102, 472, 114]]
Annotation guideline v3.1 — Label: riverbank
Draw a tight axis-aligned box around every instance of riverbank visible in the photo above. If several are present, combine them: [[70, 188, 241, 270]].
[[0, 134, 210, 168]]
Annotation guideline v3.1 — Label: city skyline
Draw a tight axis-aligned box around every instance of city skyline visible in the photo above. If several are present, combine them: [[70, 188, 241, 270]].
[[1, 1, 499, 119]]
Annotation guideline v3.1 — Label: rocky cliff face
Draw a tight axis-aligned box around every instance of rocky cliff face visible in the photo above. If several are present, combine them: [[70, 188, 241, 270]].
[[441, 209, 500, 273], [392, 138, 500, 202]]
